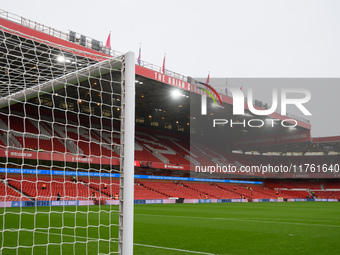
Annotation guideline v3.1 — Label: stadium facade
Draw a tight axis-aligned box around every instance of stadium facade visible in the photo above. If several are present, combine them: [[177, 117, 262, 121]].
[[0, 9, 339, 205]]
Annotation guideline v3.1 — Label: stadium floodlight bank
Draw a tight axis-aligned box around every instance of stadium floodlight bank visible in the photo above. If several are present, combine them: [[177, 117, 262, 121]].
[[0, 26, 135, 255]]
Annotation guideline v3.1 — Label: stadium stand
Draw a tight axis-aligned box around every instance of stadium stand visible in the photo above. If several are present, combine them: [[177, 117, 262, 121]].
[[1, 175, 340, 201], [313, 191, 340, 199], [0, 181, 30, 201], [0, 111, 339, 202], [184, 182, 240, 199], [139, 181, 202, 199], [0, 114, 68, 153], [6, 176, 109, 201], [134, 183, 168, 200], [1, 112, 340, 172]]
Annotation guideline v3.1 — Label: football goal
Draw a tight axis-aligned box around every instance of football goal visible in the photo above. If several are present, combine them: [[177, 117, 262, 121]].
[[0, 25, 135, 254]]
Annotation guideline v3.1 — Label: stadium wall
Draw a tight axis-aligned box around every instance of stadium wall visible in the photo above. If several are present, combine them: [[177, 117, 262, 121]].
[[1, 198, 338, 208]]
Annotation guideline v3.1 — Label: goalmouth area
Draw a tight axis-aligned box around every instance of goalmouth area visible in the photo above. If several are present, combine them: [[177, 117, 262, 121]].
[[1, 202, 340, 255]]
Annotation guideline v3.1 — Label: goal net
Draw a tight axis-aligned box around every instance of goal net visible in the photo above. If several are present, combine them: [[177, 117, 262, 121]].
[[0, 26, 135, 254]]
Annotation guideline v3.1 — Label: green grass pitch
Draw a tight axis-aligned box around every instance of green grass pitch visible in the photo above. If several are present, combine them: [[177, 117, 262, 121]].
[[0, 202, 339, 254]]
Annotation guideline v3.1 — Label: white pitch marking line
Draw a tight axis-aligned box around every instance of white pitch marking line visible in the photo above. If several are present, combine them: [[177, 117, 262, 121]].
[[30, 230, 216, 255], [244, 217, 340, 223], [132, 243, 216, 255], [135, 213, 340, 228]]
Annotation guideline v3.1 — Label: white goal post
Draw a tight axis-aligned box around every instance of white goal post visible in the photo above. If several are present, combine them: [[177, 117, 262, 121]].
[[119, 52, 135, 255]]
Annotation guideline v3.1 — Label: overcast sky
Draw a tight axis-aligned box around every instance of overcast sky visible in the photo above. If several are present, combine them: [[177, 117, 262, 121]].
[[2, 1, 340, 137]]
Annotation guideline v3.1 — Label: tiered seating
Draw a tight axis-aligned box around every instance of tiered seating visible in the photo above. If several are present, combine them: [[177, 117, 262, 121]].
[[1, 110, 340, 172], [224, 185, 262, 199], [0, 115, 68, 153], [155, 137, 191, 165], [0, 181, 30, 201], [190, 148, 216, 166], [264, 180, 317, 198], [134, 183, 168, 199], [279, 190, 310, 199], [184, 183, 240, 199], [56, 124, 118, 157], [1, 174, 340, 201], [84, 178, 120, 198], [157, 136, 190, 156], [215, 184, 294, 199], [161, 182, 201, 199], [313, 191, 340, 199], [136, 133, 190, 164], [324, 182, 340, 189], [62, 181, 109, 200], [140, 181, 189, 198], [243, 185, 283, 199], [179, 140, 218, 166], [162, 153, 190, 165], [7, 177, 109, 200], [266, 180, 323, 190], [142, 181, 304, 200], [135, 148, 162, 163]]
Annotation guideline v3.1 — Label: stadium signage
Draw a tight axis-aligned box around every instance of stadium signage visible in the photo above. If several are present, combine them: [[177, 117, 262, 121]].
[[163, 164, 185, 170], [226, 87, 312, 116], [5, 151, 33, 158], [213, 118, 298, 128], [201, 88, 311, 128], [154, 72, 188, 89], [71, 156, 94, 163], [202, 88, 311, 116]]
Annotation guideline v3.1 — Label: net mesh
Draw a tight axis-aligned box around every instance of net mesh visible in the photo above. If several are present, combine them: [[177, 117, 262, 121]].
[[0, 25, 127, 254]]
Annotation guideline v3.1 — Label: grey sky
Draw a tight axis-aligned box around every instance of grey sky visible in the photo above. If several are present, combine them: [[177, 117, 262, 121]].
[[2, 1, 340, 137]]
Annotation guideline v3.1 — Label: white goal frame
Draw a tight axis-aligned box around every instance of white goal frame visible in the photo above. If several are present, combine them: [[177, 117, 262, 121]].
[[0, 44, 135, 254], [119, 52, 135, 255]]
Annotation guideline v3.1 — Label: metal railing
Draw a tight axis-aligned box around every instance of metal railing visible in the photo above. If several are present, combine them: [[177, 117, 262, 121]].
[[137, 60, 188, 82], [0, 9, 121, 57], [1, 10, 69, 41]]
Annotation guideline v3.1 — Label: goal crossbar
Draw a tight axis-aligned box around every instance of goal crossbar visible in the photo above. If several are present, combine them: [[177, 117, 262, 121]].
[[0, 57, 123, 109]]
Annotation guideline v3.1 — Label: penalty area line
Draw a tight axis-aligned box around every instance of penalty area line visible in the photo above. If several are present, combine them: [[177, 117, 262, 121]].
[[132, 242, 216, 255], [31, 230, 215, 255], [135, 213, 340, 228]]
